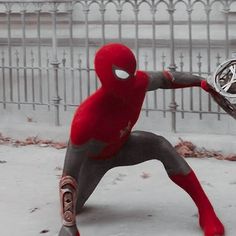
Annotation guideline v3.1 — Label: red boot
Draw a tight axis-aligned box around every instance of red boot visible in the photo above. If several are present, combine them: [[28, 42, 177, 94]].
[[170, 170, 224, 236]]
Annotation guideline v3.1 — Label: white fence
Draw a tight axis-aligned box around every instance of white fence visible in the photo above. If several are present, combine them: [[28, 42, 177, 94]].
[[0, 0, 236, 133]]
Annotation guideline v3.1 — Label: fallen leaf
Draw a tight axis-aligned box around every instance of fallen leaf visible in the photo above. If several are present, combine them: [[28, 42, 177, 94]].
[[141, 172, 151, 179]]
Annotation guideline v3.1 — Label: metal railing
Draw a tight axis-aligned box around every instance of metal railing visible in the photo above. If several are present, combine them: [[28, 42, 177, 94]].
[[0, 0, 236, 131]]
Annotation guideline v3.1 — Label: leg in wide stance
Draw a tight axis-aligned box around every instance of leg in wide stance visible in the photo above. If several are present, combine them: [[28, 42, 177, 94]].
[[59, 143, 82, 236], [112, 131, 224, 236], [59, 142, 113, 236], [170, 172, 224, 236], [59, 131, 224, 236], [59, 175, 80, 236]]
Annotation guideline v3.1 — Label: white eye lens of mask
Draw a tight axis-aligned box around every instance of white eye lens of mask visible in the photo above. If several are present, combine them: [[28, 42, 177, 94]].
[[114, 69, 130, 80]]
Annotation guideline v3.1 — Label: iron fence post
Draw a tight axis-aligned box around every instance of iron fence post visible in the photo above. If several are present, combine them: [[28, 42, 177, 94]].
[[1, 51, 6, 109], [5, 4, 13, 101], [66, 1, 75, 104], [20, 3, 28, 102], [205, 2, 212, 112], [34, 3, 43, 104], [223, 2, 230, 59], [116, 4, 122, 41], [50, 3, 61, 126], [134, 1, 139, 67], [83, 3, 90, 97], [187, 4, 193, 111], [100, 1, 106, 45], [151, 5, 158, 109], [167, 0, 177, 133]]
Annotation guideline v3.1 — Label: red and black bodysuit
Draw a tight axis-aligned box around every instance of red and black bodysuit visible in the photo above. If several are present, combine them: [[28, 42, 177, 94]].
[[71, 44, 149, 159], [59, 43, 225, 236]]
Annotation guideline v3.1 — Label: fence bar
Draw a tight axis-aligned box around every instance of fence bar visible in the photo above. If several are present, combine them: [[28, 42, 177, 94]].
[[6, 7, 13, 101], [197, 52, 203, 119], [187, 3, 193, 110], [30, 50, 35, 110], [168, 0, 177, 133], [93, 52, 98, 90], [117, 4, 122, 41], [100, 2, 105, 45], [46, 52, 50, 111], [223, 1, 230, 59], [83, 3, 90, 97], [151, 5, 157, 109], [51, 3, 61, 126], [66, 2, 75, 104], [205, 2, 212, 112], [1, 51, 6, 109], [161, 52, 166, 117], [144, 54, 149, 116], [62, 51, 67, 110], [0, 101, 49, 106], [179, 53, 184, 118], [20, 5, 28, 102], [134, 1, 139, 67], [36, 7, 43, 103], [15, 50, 20, 109], [216, 53, 221, 120], [78, 54, 83, 104]]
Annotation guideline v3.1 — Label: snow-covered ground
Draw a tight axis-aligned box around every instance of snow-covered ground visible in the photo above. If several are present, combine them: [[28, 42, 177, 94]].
[[0, 144, 235, 236]]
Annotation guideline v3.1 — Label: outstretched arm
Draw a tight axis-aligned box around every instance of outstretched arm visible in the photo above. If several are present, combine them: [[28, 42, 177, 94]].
[[146, 70, 204, 91], [146, 70, 236, 119]]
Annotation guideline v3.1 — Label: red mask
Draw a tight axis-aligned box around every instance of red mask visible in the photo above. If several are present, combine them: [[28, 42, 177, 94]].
[[94, 43, 137, 98]]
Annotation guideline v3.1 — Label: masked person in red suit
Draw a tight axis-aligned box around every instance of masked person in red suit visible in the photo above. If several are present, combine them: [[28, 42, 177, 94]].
[[59, 43, 236, 236]]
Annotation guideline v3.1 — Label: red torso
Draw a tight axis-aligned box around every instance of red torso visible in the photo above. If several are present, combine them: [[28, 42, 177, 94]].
[[70, 71, 149, 159]]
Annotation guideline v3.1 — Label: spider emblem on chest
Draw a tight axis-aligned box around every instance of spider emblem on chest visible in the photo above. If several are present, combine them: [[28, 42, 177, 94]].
[[120, 121, 132, 138]]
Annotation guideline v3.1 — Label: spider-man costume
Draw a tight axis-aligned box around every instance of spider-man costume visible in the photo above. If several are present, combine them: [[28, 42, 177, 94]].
[[59, 43, 226, 236], [70, 44, 148, 159]]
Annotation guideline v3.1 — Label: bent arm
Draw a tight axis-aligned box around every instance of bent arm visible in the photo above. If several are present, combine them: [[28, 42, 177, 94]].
[[147, 70, 204, 91]]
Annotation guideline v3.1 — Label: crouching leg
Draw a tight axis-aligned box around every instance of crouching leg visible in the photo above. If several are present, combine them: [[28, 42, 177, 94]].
[[114, 131, 225, 236], [59, 176, 80, 236]]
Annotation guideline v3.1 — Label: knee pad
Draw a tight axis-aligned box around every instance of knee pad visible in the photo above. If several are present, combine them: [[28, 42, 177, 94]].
[[59, 176, 78, 226]]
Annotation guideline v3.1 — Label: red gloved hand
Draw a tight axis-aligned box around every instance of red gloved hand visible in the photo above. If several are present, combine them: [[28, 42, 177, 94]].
[[201, 80, 216, 94], [201, 80, 236, 119]]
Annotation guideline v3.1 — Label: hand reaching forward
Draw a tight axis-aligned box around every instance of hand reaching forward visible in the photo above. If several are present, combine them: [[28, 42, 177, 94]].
[[201, 80, 236, 119]]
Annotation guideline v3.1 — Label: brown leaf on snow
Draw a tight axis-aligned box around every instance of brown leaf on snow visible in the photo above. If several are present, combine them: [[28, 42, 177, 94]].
[[224, 154, 236, 161], [27, 117, 33, 123], [39, 139, 53, 145], [175, 138, 197, 157], [141, 172, 151, 179], [0, 133, 68, 150], [0, 133, 11, 144], [175, 145, 194, 157], [0, 132, 235, 161], [25, 136, 40, 145], [51, 142, 67, 149], [174, 138, 236, 161], [175, 138, 196, 151]]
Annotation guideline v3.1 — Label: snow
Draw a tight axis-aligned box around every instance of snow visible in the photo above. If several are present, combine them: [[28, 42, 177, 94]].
[[0, 144, 235, 236]]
